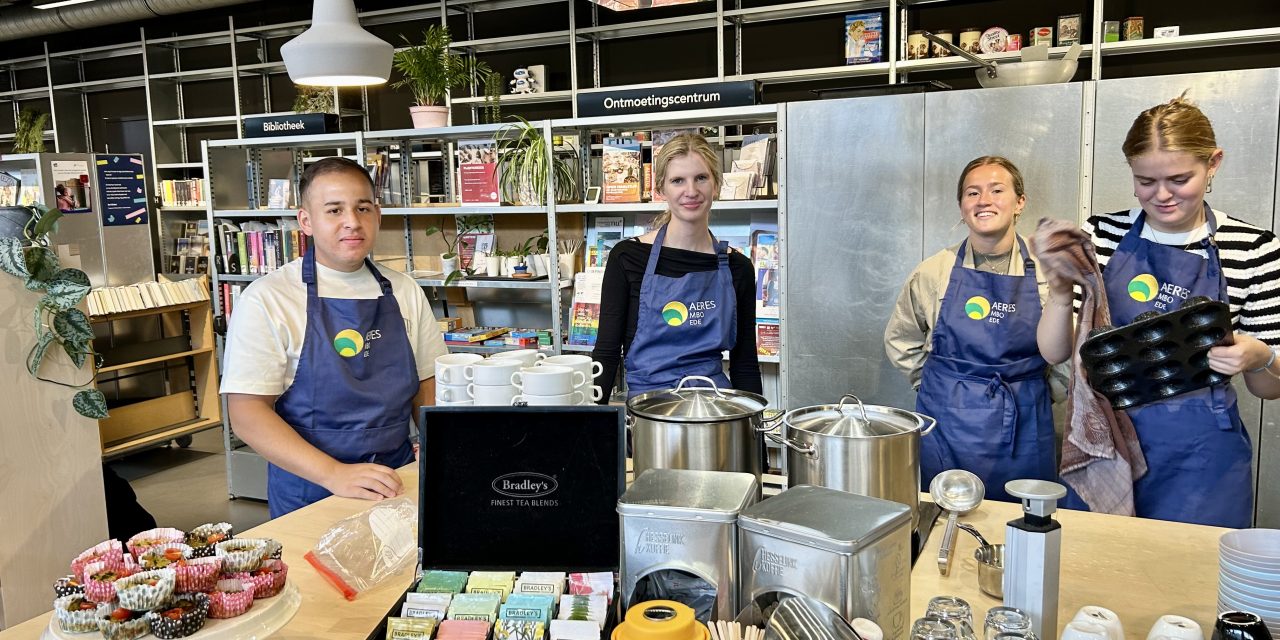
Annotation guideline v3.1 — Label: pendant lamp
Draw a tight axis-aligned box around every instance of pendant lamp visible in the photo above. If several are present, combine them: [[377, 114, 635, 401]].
[[281, 0, 393, 86]]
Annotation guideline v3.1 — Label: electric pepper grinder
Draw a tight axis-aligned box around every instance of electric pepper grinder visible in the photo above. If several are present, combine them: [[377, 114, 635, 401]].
[[1003, 479, 1068, 640]]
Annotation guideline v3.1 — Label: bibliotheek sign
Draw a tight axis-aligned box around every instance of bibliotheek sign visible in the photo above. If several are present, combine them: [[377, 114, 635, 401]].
[[243, 113, 339, 138], [575, 81, 758, 117]]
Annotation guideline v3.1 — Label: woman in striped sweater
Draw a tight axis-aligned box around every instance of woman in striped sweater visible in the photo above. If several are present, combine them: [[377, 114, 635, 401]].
[[1037, 96, 1280, 528]]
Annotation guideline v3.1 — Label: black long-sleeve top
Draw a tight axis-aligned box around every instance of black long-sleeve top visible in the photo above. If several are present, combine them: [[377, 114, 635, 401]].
[[592, 237, 763, 402]]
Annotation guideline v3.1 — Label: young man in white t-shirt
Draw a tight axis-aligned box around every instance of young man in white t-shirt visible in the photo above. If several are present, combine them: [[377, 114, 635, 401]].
[[221, 157, 447, 517]]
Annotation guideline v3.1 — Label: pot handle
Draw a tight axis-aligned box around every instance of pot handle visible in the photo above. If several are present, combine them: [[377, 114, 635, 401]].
[[836, 394, 871, 424], [673, 375, 726, 398], [755, 411, 785, 432], [922, 30, 999, 79], [919, 414, 938, 435], [765, 430, 815, 456]]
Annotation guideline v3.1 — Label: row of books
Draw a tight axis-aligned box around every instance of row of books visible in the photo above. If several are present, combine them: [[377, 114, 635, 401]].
[[602, 131, 777, 203], [159, 179, 206, 208], [219, 281, 245, 321], [86, 277, 210, 317], [214, 218, 306, 275]]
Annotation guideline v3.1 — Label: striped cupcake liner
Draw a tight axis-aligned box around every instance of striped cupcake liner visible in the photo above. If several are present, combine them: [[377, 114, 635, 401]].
[[207, 578, 256, 619], [71, 540, 123, 582], [114, 568, 176, 611], [185, 523, 234, 559], [54, 594, 105, 634], [97, 610, 150, 640], [126, 528, 186, 560]]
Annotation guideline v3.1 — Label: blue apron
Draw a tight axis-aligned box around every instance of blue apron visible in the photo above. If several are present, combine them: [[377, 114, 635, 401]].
[[624, 225, 736, 398], [1095, 207, 1252, 528], [267, 247, 419, 518], [917, 237, 1056, 503]]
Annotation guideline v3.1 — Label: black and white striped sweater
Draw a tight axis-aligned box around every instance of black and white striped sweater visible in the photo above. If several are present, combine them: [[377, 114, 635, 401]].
[[1083, 208, 1280, 346]]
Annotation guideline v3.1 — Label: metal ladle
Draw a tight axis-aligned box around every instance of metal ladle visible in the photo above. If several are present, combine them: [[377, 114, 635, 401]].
[[929, 470, 985, 576]]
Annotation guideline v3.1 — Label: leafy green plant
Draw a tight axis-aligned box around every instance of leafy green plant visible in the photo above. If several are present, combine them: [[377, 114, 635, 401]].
[[424, 215, 490, 285], [291, 86, 336, 114], [494, 117, 577, 205], [0, 204, 107, 419], [391, 26, 501, 111], [14, 109, 49, 153]]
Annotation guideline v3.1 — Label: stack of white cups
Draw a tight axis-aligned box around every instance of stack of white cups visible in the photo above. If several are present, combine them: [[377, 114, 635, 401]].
[[536, 354, 603, 405], [464, 357, 523, 406], [434, 354, 482, 405], [511, 365, 586, 405]]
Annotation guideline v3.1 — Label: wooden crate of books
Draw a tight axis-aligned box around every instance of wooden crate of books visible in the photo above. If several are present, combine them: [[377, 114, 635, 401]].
[[88, 277, 222, 457]]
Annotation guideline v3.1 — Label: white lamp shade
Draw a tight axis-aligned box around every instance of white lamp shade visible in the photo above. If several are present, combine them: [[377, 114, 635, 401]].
[[281, 0, 392, 86]]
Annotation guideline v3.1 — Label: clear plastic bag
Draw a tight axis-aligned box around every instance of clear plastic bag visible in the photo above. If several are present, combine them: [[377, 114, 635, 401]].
[[304, 497, 418, 600]]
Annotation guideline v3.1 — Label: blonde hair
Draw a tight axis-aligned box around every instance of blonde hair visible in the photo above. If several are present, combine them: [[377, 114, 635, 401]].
[[1122, 93, 1218, 164], [652, 133, 722, 228], [956, 155, 1026, 202]]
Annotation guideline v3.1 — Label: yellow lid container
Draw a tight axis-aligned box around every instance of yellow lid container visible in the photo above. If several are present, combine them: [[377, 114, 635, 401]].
[[611, 601, 709, 640]]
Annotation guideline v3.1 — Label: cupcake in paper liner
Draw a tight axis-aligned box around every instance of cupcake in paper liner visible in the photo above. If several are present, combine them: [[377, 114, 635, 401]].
[[121, 553, 139, 575], [173, 556, 222, 593], [53, 574, 84, 598], [126, 527, 186, 560], [114, 568, 176, 610], [146, 592, 210, 639], [138, 544, 194, 571], [71, 539, 123, 581], [54, 594, 106, 634], [214, 538, 268, 572], [207, 578, 256, 619], [98, 605, 149, 640], [185, 522, 233, 558], [245, 559, 288, 599], [83, 560, 135, 603]]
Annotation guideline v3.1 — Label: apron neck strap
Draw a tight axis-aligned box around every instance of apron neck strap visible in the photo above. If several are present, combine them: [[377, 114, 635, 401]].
[[957, 236, 1032, 273], [302, 246, 393, 295], [645, 224, 725, 275]]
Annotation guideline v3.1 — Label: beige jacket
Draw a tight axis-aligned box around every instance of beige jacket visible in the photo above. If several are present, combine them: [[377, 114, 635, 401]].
[[884, 238, 1066, 397]]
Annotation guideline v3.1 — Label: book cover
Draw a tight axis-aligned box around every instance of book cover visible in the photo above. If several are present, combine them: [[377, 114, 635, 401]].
[[267, 179, 291, 209], [845, 12, 884, 65], [757, 319, 780, 357], [444, 326, 511, 343], [650, 129, 699, 202], [592, 217, 624, 267], [458, 139, 499, 205], [567, 270, 605, 347], [751, 228, 780, 320], [602, 138, 642, 203]]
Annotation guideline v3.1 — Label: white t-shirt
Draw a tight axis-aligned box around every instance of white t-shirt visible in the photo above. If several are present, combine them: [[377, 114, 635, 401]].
[[221, 258, 447, 396]]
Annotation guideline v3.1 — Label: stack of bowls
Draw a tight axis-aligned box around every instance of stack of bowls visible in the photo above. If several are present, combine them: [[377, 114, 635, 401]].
[[1219, 528, 1280, 635]]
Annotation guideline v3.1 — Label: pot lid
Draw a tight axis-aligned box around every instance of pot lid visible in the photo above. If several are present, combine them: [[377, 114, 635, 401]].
[[618, 469, 758, 522], [627, 376, 767, 422], [738, 485, 911, 554], [784, 394, 928, 438]]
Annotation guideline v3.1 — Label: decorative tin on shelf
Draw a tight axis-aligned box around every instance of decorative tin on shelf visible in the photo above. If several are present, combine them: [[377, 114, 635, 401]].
[[1057, 14, 1082, 47], [618, 469, 759, 623], [930, 30, 953, 57], [1104, 21, 1122, 43], [959, 28, 982, 55], [1123, 17, 1145, 41], [1028, 27, 1054, 47], [907, 31, 928, 60]]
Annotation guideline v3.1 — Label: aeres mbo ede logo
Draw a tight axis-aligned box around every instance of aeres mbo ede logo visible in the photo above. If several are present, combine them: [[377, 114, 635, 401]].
[[661, 301, 688, 326], [965, 296, 991, 320], [1128, 274, 1160, 302], [333, 329, 364, 357]]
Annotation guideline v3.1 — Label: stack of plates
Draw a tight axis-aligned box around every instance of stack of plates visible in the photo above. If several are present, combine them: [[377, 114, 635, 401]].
[[1219, 529, 1280, 635]]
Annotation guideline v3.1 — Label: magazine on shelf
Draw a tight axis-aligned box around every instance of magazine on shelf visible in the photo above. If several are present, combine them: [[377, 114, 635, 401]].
[[602, 137, 642, 203], [845, 12, 884, 65], [588, 216, 625, 268], [267, 179, 291, 210], [752, 227, 780, 357], [458, 139, 499, 205], [567, 269, 606, 347]]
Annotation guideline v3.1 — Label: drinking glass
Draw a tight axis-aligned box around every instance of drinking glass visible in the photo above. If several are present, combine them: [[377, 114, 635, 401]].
[[927, 596, 976, 640], [913, 616, 960, 640], [986, 606, 1034, 640]]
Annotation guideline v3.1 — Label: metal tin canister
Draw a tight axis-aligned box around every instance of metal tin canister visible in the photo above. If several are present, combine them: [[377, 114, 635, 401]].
[[1123, 17, 1144, 40], [959, 28, 982, 55], [1104, 21, 1121, 43], [1007, 34, 1023, 51], [930, 30, 953, 57], [979, 27, 1010, 54], [907, 31, 928, 60], [1028, 26, 1054, 47], [1057, 13, 1082, 46]]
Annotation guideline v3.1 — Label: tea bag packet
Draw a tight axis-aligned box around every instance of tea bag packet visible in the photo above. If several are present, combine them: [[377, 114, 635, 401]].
[[401, 594, 449, 621], [515, 572, 565, 599], [495, 619, 546, 640], [448, 592, 502, 623], [386, 616, 438, 640], [416, 570, 468, 594], [466, 571, 516, 602], [549, 619, 601, 640], [438, 619, 492, 640], [500, 594, 555, 624], [567, 572, 614, 603], [557, 595, 608, 628]]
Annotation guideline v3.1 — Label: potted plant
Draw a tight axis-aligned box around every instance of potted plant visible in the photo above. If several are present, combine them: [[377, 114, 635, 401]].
[[494, 117, 577, 205], [291, 86, 336, 114], [13, 108, 49, 153], [424, 224, 469, 284], [391, 26, 501, 129]]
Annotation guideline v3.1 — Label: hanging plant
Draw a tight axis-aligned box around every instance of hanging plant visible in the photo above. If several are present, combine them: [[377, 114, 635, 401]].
[[14, 108, 49, 153], [0, 203, 108, 419], [494, 116, 577, 205]]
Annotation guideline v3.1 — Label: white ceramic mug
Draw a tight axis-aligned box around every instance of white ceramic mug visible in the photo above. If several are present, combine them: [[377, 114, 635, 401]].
[[435, 353, 483, 385], [465, 358, 524, 386], [511, 365, 585, 396], [437, 398, 474, 407], [579, 385, 603, 404], [1147, 616, 1203, 640], [538, 354, 603, 386], [1072, 607, 1123, 640], [1062, 621, 1111, 640], [490, 349, 546, 368], [436, 383, 471, 404], [511, 391, 585, 406], [468, 383, 518, 406]]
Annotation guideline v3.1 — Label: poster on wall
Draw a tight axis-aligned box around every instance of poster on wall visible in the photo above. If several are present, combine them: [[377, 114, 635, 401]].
[[94, 154, 148, 226], [50, 160, 92, 214]]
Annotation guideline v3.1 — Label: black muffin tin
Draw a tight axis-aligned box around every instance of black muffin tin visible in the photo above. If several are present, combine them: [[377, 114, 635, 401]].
[[1081, 296, 1234, 409]]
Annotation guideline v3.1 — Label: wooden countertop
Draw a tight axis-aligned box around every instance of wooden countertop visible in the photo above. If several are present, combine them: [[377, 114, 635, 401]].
[[1, 469, 1225, 639]]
